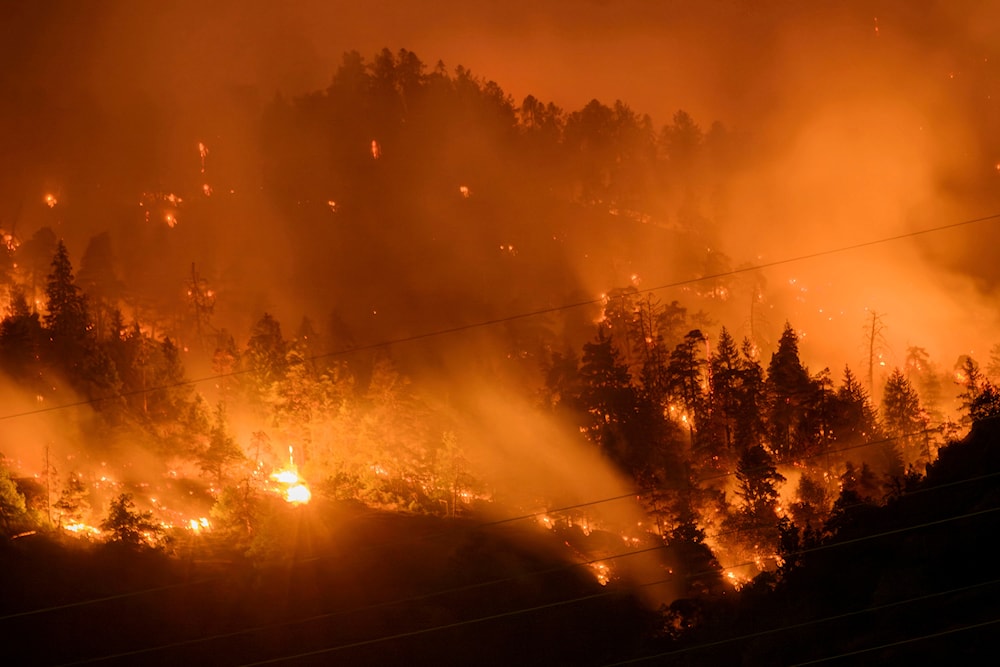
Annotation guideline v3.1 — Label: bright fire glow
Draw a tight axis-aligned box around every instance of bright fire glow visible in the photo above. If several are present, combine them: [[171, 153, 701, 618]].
[[44, 193, 57, 208], [64, 523, 102, 537], [590, 562, 610, 586], [271, 467, 311, 504], [188, 517, 211, 532], [286, 484, 312, 504], [274, 469, 299, 484]]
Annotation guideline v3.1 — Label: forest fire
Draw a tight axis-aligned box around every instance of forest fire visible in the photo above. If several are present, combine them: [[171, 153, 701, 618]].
[[271, 467, 312, 505], [1, 6, 999, 662]]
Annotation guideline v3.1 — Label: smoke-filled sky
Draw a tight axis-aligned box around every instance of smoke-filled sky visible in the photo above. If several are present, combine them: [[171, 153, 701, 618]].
[[3, 0, 999, 378]]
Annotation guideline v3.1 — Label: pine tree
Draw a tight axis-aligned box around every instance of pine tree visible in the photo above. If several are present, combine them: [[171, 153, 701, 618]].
[[831, 366, 880, 447], [765, 323, 812, 462], [733, 338, 766, 453], [707, 327, 741, 454], [44, 241, 90, 348], [880, 368, 924, 472]]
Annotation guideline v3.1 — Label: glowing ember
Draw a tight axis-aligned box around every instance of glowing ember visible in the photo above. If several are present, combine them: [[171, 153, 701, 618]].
[[459, 185, 470, 197], [371, 139, 381, 159], [44, 193, 57, 208]]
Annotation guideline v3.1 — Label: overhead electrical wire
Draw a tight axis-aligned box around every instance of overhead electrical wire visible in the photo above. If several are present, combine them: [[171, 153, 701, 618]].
[[39, 472, 1000, 664], [4, 212, 999, 662], [2, 210, 999, 423], [604, 578, 1000, 666], [4, 418, 994, 624]]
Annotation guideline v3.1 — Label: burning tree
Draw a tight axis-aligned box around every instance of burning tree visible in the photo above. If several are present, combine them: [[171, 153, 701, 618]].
[[101, 493, 162, 547]]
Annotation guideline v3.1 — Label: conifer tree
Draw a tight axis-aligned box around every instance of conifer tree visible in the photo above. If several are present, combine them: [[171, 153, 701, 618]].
[[765, 323, 812, 462]]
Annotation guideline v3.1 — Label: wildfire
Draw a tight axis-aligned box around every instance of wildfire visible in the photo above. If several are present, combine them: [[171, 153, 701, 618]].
[[590, 562, 611, 586], [188, 517, 211, 533], [271, 467, 312, 505], [44, 193, 57, 208], [64, 523, 102, 537]]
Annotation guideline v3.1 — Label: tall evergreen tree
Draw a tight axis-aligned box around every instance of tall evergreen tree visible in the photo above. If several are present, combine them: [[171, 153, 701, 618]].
[[765, 323, 812, 462], [666, 329, 708, 454], [44, 241, 91, 359], [733, 337, 767, 454], [880, 368, 924, 473], [707, 327, 741, 455], [831, 366, 880, 447]]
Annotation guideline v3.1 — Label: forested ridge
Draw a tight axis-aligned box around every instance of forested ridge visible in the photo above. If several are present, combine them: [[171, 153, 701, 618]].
[[1, 48, 999, 664]]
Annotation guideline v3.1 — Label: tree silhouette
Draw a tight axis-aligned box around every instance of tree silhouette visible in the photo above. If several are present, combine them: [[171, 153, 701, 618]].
[[765, 323, 812, 462], [100, 493, 161, 547]]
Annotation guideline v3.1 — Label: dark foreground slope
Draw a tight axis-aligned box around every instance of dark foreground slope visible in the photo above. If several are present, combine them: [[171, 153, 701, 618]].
[[645, 417, 1000, 666], [0, 504, 656, 667]]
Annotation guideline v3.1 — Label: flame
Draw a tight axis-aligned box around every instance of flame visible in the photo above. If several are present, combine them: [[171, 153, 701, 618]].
[[590, 562, 611, 586], [371, 139, 381, 159], [187, 517, 211, 533], [64, 523, 102, 537], [286, 484, 312, 504], [44, 193, 57, 208], [271, 467, 311, 505]]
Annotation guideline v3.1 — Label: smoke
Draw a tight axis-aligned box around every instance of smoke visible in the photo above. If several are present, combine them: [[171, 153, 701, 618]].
[[442, 379, 681, 606], [3, 2, 999, 512]]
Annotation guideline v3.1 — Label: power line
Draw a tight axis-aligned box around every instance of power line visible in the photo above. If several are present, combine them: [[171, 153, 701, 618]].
[[47, 488, 1000, 665], [59, 544, 673, 665], [3, 421, 986, 623], [204, 500, 1000, 664], [789, 619, 1000, 665], [3, 210, 998, 423], [604, 577, 1000, 665]]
